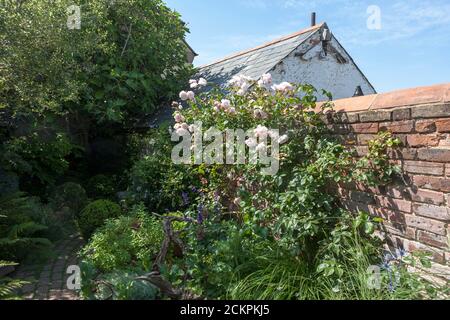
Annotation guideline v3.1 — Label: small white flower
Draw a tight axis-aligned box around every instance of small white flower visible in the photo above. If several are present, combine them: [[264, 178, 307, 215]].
[[188, 124, 198, 133], [254, 125, 269, 138], [245, 138, 257, 148], [278, 134, 289, 145], [272, 82, 294, 93], [256, 143, 266, 152], [221, 99, 231, 108], [179, 91, 188, 101], [176, 127, 189, 136], [228, 107, 236, 114], [190, 82, 198, 89], [198, 78, 207, 86], [187, 91, 195, 100]]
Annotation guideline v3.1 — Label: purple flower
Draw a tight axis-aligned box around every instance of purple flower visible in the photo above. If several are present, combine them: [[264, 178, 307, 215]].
[[197, 204, 204, 224], [182, 192, 189, 206]]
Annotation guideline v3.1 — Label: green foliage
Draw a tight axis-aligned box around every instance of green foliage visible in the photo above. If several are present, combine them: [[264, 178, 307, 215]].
[[80, 204, 164, 300], [86, 175, 116, 200], [0, 193, 53, 261], [128, 126, 200, 212], [0, 261, 29, 299], [50, 182, 88, 218], [80, 204, 164, 272], [149, 76, 445, 300], [1, 132, 74, 186], [80, 262, 158, 300], [0, 0, 192, 124], [77, 200, 122, 239]]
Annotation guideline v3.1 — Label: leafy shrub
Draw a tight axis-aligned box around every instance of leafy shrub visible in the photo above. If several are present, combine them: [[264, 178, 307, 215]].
[[86, 175, 116, 200], [0, 261, 29, 299], [80, 205, 165, 300], [50, 182, 88, 218], [80, 262, 158, 300], [0, 193, 53, 261], [1, 132, 74, 187], [77, 200, 122, 239], [80, 204, 164, 272], [150, 74, 443, 300], [128, 127, 200, 212]]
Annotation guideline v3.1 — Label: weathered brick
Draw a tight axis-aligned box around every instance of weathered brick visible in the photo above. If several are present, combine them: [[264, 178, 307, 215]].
[[410, 189, 445, 205], [403, 161, 444, 176], [357, 134, 377, 145], [411, 103, 450, 119], [354, 146, 369, 157], [413, 175, 450, 192], [340, 200, 370, 213], [350, 122, 379, 133], [417, 148, 450, 162], [392, 108, 411, 121], [375, 195, 412, 213], [349, 191, 375, 204], [368, 206, 406, 224], [436, 119, 450, 133], [417, 230, 448, 248], [401, 238, 445, 263], [332, 134, 357, 145], [413, 203, 450, 221], [384, 185, 411, 199], [388, 148, 417, 160], [405, 215, 446, 235], [380, 120, 414, 133], [415, 120, 437, 133], [438, 134, 450, 147], [407, 134, 440, 147], [392, 134, 407, 146], [359, 111, 392, 123], [445, 252, 450, 263], [332, 112, 359, 124], [446, 164, 450, 177]]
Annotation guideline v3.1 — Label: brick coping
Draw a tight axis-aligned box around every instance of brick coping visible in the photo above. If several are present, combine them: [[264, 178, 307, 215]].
[[317, 83, 450, 113]]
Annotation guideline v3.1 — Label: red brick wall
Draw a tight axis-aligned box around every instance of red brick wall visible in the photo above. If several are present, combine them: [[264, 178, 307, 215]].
[[321, 84, 450, 283]]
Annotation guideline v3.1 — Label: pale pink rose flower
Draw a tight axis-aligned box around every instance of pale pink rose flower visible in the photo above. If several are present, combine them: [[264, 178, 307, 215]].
[[179, 91, 188, 101], [174, 113, 185, 123], [187, 91, 195, 100], [198, 78, 207, 86]]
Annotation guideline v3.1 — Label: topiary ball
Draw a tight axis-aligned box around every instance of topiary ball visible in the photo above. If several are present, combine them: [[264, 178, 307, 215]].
[[50, 182, 88, 218], [78, 200, 122, 239]]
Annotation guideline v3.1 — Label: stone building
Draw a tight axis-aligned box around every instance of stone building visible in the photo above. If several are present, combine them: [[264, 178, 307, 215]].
[[197, 22, 375, 100]]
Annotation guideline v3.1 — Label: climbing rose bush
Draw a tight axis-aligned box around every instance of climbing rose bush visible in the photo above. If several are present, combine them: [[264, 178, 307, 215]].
[[150, 74, 406, 298]]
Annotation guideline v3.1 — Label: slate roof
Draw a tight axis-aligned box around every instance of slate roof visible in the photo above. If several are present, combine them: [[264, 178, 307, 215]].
[[197, 23, 324, 88]]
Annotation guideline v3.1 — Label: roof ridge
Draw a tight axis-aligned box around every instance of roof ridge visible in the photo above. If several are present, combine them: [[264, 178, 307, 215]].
[[198, 22, 325, 69]]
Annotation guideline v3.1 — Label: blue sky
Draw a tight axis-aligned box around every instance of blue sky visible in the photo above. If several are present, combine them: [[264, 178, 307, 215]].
[[165, 0, 450, 93]]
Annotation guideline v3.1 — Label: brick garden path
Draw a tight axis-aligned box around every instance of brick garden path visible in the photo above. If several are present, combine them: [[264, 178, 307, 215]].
[[12, 233, 84, 300]]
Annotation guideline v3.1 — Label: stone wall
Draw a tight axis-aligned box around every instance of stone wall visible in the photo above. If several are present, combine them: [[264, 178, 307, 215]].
[[321, 83, 450, 283]]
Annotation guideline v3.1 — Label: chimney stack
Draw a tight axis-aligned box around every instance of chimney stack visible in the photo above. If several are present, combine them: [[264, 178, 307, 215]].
[[311, 12, 316, 27]]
